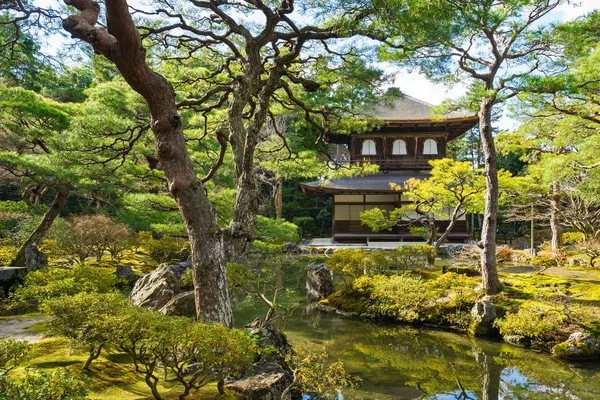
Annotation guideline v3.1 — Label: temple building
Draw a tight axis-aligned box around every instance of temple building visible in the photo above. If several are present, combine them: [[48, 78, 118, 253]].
[[301, 95, 478, 243]]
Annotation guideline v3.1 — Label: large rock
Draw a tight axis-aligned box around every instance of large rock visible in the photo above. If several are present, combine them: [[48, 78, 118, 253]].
[[25, 244, 47, 272], [169, 259, 192, 280], [0, 267, 27, 298], [306, 264, 334, 301], [226, 318, 294, 399], [469, 296, 497, 336], [115, 264, 135, 284], [130, 263, 181, 310], [245, 318, 291, 362], [129, 260, 194, 310], [226, 362, 292, 400], [159, 291, 196, 318], [552, 332, 600, 360]]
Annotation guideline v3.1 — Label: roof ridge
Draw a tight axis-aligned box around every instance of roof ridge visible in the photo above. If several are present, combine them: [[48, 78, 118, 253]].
[[400, 94, 435, 108]]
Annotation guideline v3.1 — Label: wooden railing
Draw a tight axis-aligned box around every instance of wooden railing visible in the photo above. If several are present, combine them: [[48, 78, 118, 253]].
[[351, 154, 444, 170]]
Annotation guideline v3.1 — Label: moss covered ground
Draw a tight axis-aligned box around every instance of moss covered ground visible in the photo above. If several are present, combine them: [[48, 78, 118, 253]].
[[6, 335, 240, 400]]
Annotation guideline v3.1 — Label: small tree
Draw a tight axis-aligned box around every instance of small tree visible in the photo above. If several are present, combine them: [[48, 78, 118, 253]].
[[361, 159, 489, 267], [0, 339, 32, 376], [282, 350, 360, 400], [103, 306, 256, 400], [42, 292, 129, 371]]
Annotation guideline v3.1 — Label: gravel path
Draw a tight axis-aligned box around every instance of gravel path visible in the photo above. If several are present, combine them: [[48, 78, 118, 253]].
[[0, 317, 51, 342]]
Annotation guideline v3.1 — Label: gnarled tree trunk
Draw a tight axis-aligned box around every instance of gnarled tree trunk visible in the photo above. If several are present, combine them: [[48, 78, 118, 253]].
[[62, 0, 232, 326], [478, 97, 500, 295], [11, 185, 71, 267]]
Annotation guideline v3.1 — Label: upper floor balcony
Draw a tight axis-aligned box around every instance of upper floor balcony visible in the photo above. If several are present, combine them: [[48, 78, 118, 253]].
[[351, 154, 445, 170]]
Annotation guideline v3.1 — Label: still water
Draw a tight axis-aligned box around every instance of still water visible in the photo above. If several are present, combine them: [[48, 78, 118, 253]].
[[235, 303, 600, 400]]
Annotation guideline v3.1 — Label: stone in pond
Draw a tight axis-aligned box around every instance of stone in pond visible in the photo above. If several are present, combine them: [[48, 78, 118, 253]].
[[306, 263, 334, 301], [552, 332, 600, 360]]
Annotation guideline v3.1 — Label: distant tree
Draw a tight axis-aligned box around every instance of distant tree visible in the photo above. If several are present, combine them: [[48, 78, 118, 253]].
[[499, 11, 600, 255]]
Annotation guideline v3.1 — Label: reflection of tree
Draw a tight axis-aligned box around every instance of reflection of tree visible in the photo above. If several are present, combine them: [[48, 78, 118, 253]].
[[473, 346, 502, 400], [298, 319, 600, 400]]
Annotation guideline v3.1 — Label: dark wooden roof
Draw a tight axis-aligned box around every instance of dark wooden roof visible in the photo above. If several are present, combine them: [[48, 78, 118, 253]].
[[372, 95, 471, 121], [326, 95, 478, 144], [301, 172, 430, 195]]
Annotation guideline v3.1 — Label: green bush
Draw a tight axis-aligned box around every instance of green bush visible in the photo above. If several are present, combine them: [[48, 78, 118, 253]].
[[254, 216, 299, 244], [103, 306, 257, 399], [9, 265, 117, 309], [531, 255, 558, 269], [0, 368, 90, 399], [42, 292, 130, 370], [138, 231, 189, 262], [494, 305, 572, 349], [354, 274, 427, 321], [329, 272, 479, 329], [0, 339, 32, 376], [562, 231, 585, 245], [326, 246, 436, 285]]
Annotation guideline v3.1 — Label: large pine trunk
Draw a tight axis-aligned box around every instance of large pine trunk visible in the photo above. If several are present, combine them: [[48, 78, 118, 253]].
[[478, 98, 500, 295], [11, 186, 71, 267], [62, 0, 233, 326], [147, 87, 232, 327], [550, 182, 563, 257]]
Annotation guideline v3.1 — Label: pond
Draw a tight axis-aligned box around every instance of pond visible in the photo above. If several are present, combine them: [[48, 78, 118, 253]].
[[235, 301, 600, 400]]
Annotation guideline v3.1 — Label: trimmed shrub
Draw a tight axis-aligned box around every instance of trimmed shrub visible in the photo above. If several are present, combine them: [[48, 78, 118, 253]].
[[9, 265, 117, 309], [531, 255, 558, 269], [138, 231, 189, 262], [0, 339, 32, 376], [42, 292, 130, 370], [495, 305, 572, 349], [0, 368, 90, 400], [329, 272, 479, 329], [326, 245, 436, 285]]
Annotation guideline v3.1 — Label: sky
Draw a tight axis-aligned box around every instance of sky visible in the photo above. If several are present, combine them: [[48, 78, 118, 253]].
[[390, 0, 599, 129]]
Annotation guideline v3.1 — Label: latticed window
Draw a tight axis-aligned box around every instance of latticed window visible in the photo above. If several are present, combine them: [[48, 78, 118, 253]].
[[392, 139, 407, 155], [361, 139, 377, 155], [423, 138, 438, 155]]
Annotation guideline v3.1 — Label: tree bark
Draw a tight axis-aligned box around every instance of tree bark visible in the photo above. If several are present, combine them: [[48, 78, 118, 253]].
[[275, 179, 283, 220], [62, 0, 232, 326], [550, 182, 563, 257], [11, 185, 71, 267], [477, 97, 500, 294]]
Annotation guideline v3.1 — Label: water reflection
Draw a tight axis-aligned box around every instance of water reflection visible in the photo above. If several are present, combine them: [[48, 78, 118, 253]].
[[236, 305, 600, 400]]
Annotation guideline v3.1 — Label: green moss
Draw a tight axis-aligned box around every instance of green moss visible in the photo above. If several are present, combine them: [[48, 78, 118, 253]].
[[25, 321, 48, 334], [552, 340, 600, 360], [6, 336, 245, 399]]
